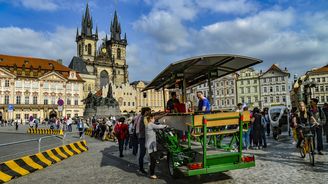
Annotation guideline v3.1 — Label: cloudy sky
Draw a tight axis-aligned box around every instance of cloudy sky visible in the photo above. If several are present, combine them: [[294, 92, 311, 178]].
[[0, 0, 327, 82]]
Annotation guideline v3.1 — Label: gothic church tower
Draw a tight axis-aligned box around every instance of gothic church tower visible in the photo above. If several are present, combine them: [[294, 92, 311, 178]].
[[76, 3, 98, 64]]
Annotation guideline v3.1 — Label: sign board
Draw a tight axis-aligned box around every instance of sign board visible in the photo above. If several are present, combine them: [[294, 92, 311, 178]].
[[57, 99, 64, 106], [58, 106, 63, 112], [8, 104, 14, 112]]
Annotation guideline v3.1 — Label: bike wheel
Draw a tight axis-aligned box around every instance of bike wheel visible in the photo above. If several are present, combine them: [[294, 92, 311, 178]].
[[299, 146, 306, 158], [167, 153, 179, 178], [309, 138, 315, 166]]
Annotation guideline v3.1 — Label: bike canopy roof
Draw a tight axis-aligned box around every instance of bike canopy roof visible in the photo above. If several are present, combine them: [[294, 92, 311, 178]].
[[143, 54, 262, 91]]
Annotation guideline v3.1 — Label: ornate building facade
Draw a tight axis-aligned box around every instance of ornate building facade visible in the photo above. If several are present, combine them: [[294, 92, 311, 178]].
[[236, 67, 261, 108], [260, 64, 290, 108], [0, 54, 85, 122], [69, 4, 166, 113]]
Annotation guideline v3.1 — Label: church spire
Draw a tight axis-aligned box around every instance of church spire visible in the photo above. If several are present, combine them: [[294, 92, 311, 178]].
[[81, 3, 93, 36], [110, 10, 121, 41]]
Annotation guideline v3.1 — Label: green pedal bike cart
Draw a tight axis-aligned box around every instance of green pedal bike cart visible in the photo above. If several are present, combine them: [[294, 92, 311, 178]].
[[144, 54, 262, 177]]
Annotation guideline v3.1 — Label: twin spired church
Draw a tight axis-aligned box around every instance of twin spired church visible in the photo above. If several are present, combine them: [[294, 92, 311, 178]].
[[68, 4, 168, 113]]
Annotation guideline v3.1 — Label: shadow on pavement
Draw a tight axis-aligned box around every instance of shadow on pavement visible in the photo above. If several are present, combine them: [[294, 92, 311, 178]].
[[100, 145, 233, 184]]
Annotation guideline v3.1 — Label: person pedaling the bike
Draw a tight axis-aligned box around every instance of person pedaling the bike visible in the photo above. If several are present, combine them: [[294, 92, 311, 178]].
[[294, 101, 311, 148]]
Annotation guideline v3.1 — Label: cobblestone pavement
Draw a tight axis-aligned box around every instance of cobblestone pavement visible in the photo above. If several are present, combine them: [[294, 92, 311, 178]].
[[8, 134, 328, 184]]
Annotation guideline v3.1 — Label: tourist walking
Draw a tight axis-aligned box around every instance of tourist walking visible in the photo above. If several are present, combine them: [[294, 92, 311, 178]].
[[77, 118, 84, 138], [261, 110, 268, 148], [323, 103, 328, 143], [114, 117, 128, 157]]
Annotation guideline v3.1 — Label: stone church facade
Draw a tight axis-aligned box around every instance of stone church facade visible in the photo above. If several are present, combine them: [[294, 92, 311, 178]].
[[69, 4, 166, 113]]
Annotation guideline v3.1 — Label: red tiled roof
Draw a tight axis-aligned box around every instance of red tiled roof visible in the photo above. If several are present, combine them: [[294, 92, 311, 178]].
[[261, 64, 289, 76], [308, 64, 328, 74], [0, 54, 84, 82]]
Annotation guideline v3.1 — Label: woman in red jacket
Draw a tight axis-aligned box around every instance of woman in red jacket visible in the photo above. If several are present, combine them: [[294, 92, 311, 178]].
[[114, 117, 129, 157]]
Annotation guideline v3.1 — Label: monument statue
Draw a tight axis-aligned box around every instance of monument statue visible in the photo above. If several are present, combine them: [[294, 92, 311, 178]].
[[83, 83, 120, 117]]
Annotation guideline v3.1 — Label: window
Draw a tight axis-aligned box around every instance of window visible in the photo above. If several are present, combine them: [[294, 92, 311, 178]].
[[33, 96, 38, 104], [16, 114, 21, 120], [124, 102, 126, 106], [74, 99, 78, 105], [58, 83, 63, 91], [4, 95, 9, 104], [247, 80, 250, 84], [221, 100, 225, 106], [16, 96, 21, 104], [5, 80, 10, 87], [66, 84, 71, 91], [74, 84, 79, 91], [24, 114, 29, 121], [320, 86, 324, 92], [247, 87, 250, 93], [44, 97, 48, 105], [231, 89, 234, 94], [132, 102, 135, 106], [321, 96, 324, 103], [263, 87, 267, 93], [43, 82, 49, 89], [276, 86, 279, 92], [16, 81, 22, 88], [253, 87, 257, 93], [270, 97, 273, 103], [25, 96, 29, 104], [326, 96, 328, 102], [88, 44, 92, 55], [231, 81, 234, 85], [32, 82, 38, 89], [24, 81, 30, 88], [264, 97, 268, 103], [240, 87, 244, 94], [231, 99, 234, 105], [281, 76, 285, 81], [255, 96, 258, 102], [241, 97, 245, 103], [283, 96, 286, 103], [128, 102, 130, 106], [51, 83, 56, 90], [276, 96, 280, 103], [226, 99, 230, 105], [226, 81, 229, 85], [247, 96, 251, 103], [282, 85, 286, 91], [317, 78, 320, 83], [264, 78, 267, 83], [315, 87, 319, 92], [269, 78, 272, 82], [323, 77, 326, 82], [51, 97, 56, 105], [241, 80, 244, 85], [117, 48, 121, 59], [67, 98, 71, 105], [254, 79, 257, 84], [270, 87, 273, 92], [276, 77, 279, 82]]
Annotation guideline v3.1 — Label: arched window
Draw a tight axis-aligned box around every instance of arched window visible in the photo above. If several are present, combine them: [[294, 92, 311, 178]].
[[88, 44, 92, 55], [100, 70, 109, 88], [117, 48, 121, 59]]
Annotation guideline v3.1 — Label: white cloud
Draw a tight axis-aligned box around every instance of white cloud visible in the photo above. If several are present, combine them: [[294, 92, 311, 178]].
[[197, 0, 259, 14], [133, 10, 191, 53], [0, 26, 76, 64]]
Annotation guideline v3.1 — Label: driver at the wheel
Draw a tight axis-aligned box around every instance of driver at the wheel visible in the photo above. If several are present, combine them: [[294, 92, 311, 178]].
[[145, 114, 168, 179]]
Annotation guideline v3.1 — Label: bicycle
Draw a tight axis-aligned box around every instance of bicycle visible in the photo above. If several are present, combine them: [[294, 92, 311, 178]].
[[298, 124, 315, 166]]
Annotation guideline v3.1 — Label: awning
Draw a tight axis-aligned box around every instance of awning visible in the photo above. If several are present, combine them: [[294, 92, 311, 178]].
[[143, 54, 262, 91]]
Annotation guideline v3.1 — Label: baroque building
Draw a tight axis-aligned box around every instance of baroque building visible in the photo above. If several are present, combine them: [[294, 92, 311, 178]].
[[260, 64, 290, 108], [0, 54, 85, 122], [236, 67, 261, 108]]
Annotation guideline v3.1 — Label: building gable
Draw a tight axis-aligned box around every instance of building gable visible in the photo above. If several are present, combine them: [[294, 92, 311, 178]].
[[0, 68, 16, 79], [39, 71, 67, 82]]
